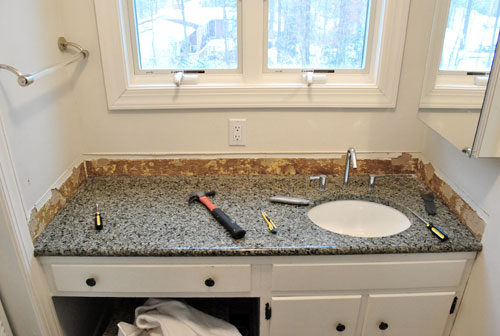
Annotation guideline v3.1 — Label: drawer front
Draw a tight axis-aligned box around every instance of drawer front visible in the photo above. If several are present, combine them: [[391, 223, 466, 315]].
[[50, 264, 251, 293], [272, 260, 467, 291]]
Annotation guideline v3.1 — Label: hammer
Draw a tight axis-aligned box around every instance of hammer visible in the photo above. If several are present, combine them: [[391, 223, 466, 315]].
[[188, 191, 246, 239]]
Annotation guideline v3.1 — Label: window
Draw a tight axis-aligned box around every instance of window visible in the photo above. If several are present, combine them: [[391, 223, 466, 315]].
[[421, 0, 500, 108], [266, 0, 371, 71], [131, 0, 239, 71], [94, 0, 410, 109], [440, 0, 499, 72]]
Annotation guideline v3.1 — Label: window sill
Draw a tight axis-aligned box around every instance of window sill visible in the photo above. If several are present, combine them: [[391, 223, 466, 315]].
[[420, 86, 486, 109], [108, 84, 395, 110]]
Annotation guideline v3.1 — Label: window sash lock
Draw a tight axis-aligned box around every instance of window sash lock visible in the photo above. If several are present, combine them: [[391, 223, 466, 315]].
[[302, 71, 327, 86], [173, 71, 200, 87]]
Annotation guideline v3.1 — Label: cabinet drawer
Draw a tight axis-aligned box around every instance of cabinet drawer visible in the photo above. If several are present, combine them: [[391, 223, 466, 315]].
[[49, 264, 251, 293], [272, 260, 467, 291]]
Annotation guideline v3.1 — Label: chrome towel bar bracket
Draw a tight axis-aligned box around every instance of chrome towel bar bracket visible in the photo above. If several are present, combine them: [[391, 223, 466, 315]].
[[0, 37, 89, 87]]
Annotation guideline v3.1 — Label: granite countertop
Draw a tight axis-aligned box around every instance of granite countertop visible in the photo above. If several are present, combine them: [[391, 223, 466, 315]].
[[33, 174, 482, 257]]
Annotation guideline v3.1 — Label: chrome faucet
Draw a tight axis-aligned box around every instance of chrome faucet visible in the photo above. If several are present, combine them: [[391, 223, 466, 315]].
[[342, 147, 357, 189], [368, 174, 387, 191], [310, 175, 327, 191]]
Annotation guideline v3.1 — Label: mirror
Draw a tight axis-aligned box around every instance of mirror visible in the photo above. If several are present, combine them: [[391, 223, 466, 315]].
[[418, 0, 500, 157], [473, 43, 500, 157]]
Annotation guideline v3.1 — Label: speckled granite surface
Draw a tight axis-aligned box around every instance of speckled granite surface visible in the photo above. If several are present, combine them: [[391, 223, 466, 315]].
[[33, 175, 482, 256]]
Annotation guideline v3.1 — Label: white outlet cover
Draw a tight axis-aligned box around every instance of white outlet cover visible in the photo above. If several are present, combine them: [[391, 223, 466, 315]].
[[229, 119, 246, 146]]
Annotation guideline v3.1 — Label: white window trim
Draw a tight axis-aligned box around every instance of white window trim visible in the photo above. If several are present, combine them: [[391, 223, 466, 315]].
[[94, 0, 410, 110], [420, 0, 488, 109]]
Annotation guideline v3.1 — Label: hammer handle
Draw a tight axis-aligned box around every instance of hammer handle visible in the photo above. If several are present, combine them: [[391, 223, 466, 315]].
[[211, 208, 246, 239]]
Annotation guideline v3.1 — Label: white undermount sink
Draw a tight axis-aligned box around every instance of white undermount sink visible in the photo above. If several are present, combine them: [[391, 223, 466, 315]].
[[307, 200, 411, 238]]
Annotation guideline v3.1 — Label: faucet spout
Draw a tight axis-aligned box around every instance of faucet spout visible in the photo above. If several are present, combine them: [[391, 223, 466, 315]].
[[342, 147, 357, 188]]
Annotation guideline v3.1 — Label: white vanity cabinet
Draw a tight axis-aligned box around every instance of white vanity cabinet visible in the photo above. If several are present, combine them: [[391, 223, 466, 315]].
[[38, 252, 476, 336], [267, 255, 470, 336]]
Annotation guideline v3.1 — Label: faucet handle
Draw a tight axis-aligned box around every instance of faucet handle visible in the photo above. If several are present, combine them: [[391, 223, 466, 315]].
[[310, 175, 326, 191], [368, 174, 387, 191]]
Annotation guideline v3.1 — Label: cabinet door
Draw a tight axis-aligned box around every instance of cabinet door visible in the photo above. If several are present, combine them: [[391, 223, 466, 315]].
[[270, 295, 362, 336], [361, 292, 456, 336]]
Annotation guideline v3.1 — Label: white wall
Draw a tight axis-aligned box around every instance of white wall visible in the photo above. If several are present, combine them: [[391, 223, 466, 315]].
[[60, 0, 433, 157], [0, 0, 84, 213], [423, 130, 500, 336], [0, 195, 39, 335], [0, 1, 85, 334]]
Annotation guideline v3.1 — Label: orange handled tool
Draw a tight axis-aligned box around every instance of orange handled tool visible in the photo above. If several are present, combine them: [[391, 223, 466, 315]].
[[188, 191, 246, 239]]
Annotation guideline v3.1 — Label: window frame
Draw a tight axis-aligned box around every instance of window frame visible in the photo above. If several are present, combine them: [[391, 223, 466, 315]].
[[94, 0, 410, 109], [420, 0, 494, 109]]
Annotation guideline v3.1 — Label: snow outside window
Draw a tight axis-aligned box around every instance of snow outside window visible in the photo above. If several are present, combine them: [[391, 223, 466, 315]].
[[131, 0, 239, 72], [266, 0, 371, 71], [440, 0, 500, 72]]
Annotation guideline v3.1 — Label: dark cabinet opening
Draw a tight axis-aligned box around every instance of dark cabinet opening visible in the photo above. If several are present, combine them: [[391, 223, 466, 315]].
[[53, 297, 259, 336]]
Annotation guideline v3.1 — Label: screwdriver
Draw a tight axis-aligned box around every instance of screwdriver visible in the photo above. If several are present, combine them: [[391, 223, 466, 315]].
[[261, 212, 277, 233], [95, 203, 103, 230], [406, 207, 448, 241]]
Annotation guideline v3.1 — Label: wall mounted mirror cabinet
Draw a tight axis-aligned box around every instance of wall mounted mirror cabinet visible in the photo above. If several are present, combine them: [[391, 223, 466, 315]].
[[419, 0, 500, 158]]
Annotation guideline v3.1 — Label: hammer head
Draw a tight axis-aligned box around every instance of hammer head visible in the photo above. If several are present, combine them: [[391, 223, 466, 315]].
[[188, 190, 216, 204]]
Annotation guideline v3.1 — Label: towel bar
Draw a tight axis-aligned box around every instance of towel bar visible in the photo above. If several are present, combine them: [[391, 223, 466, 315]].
[[0, 37, 89, 87]]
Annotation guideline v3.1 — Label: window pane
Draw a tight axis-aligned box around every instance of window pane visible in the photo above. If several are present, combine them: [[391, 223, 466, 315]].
[[440, 0, 500, 72], [133, 0, 238, 70], [267, 0, 371, 70]]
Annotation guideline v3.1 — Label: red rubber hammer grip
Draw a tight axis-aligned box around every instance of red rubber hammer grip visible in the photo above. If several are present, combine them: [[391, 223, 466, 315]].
[[199, 196, 217, 211]]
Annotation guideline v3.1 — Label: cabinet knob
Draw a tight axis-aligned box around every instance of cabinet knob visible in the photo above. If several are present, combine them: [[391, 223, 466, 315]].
[[204, 278, 215, 287], [85, 278, 96, 287], [336, 323, 346, 332], [379, 322, 389, 330]]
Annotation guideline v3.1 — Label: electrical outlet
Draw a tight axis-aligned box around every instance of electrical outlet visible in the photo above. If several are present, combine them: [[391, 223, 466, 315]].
[[229, 119, 246, 146]]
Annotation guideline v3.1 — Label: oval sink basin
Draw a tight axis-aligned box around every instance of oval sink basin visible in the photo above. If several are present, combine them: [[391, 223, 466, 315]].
[[307, 200, 411, 238]]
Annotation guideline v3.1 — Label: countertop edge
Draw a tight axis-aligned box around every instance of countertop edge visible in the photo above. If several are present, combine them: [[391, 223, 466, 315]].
[[34, 244, 483, 257]]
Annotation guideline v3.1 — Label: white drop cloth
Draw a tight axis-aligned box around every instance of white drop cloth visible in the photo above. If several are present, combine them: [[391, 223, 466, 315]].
[[117, 299, 242, 336]]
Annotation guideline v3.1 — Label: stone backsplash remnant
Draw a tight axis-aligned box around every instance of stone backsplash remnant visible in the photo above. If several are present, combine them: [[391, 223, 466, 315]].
[[416, 160, 485, 240], [334, 152, 418, 175], [29, 163, 87, 240], [85, 158, 334, 176], [84, 154, 418, 177]]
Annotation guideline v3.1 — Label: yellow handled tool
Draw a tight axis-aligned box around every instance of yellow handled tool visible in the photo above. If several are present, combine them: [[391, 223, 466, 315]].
[[407, 207, 448, 241], [261, 212, 277, 233], [95, 203, 103, 231]]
